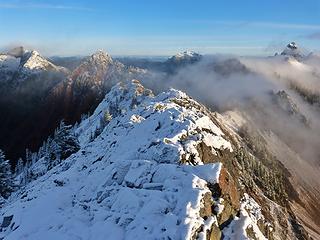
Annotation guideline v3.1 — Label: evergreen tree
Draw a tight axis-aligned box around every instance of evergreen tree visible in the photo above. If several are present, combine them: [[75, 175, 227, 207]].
[[15, 158, 24, 175], [0, 150, 14, 198], [25, 148, 32, 168], [47, 121, 80, 169]]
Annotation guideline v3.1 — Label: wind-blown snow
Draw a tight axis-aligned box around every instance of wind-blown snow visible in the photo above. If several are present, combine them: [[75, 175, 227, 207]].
[[1, 80, 234, 239]]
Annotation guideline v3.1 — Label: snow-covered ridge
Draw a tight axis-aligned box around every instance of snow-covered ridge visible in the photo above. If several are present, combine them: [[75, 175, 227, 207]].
[[19, 50, 68, 75], [76, 79, 233, 160], [0, 80, 240, 239]]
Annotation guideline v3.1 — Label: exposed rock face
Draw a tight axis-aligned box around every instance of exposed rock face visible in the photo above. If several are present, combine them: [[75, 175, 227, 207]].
[[274, 90, 308, 125], [221, 110, 316, 239]]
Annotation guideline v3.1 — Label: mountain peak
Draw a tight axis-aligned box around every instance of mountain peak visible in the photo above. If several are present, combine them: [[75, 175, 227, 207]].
[[280, 42, 305, 60], [88, 50, 113, 65], [171, 50, 201, 60], [287, 42, 298, 50], [67, 50, 115, 89], [22, 50, 66, 72], [166, 51, 202, 71]]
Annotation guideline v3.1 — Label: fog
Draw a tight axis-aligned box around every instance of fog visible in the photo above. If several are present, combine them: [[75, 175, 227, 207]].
[[148, 54, 320, 167]]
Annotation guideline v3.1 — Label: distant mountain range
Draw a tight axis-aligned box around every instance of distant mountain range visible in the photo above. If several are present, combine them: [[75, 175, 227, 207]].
[[0, 48, 145, 162]]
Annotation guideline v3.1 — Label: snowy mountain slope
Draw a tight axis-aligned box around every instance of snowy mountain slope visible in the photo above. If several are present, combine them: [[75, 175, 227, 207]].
[[0, 49, 69, 88], [15, 50, 69, 82], [65, 50, 146, 94], [0, 80, 273, 240], [220, 109, 320, 239], [1, 47, 68, 85]]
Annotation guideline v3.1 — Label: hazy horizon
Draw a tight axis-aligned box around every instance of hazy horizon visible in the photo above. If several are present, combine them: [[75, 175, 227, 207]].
[[1, 0, 320, 56]]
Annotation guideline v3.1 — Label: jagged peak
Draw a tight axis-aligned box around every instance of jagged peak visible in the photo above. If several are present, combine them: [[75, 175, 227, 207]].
[[13, 49, 69, 79], [0, 48, 68, 83], [20, 50, 50, 68], [87, 50, 113, 65], [280, 42, 305, 60], [287, 42, 298, 50], [71, 50, 113, 74], [69, 50, 114, 86]]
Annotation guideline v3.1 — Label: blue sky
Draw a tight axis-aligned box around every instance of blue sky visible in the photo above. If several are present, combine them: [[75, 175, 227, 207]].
[[0, 0, 320, 56]]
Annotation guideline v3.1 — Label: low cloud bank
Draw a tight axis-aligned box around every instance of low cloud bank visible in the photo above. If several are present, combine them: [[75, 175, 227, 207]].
[[148, 53, 320, 166]]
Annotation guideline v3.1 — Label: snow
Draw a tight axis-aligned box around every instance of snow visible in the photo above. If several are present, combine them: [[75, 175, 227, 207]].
[[198, 216, 217, 240], [222, 194, 267, 240], [1, 80, 234, 239], [183, 163, 222, 184], [17, 50, 68, 79], [214, 198, 225, 215], [169, 50, 201, 63], [1, 159, 222, 239], [175, 50, 199, 59], [76, 81, 232, 164], [0, 50, 68, 84]]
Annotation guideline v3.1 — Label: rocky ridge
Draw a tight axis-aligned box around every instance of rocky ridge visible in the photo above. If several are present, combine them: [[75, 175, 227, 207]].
[[0, 80, 312, 239]]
